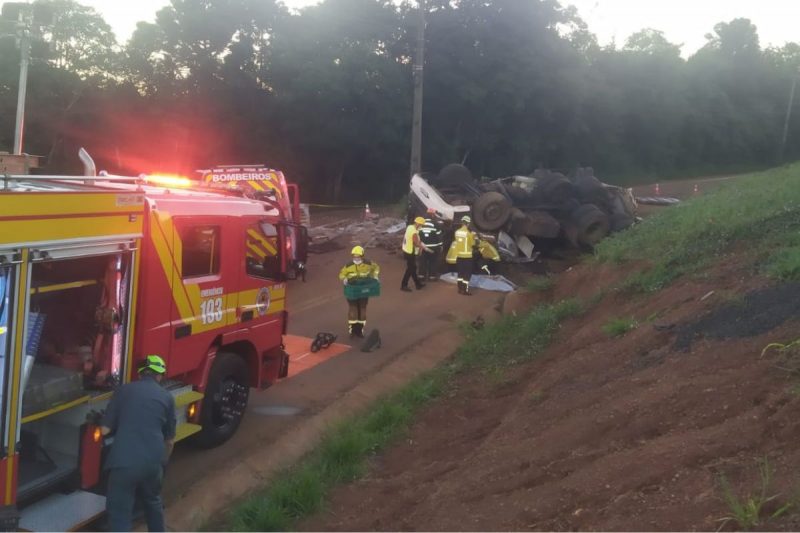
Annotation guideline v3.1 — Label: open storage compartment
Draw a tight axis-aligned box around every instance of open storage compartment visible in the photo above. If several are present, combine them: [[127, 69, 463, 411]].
[[18, 246, 134, 501]]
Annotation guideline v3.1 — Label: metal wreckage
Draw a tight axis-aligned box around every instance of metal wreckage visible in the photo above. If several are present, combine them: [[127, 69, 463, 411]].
[[408, 163, 638, 263]]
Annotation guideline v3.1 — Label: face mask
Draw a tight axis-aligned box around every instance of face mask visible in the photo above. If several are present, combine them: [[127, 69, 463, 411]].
[[353, 258, 363, 264]]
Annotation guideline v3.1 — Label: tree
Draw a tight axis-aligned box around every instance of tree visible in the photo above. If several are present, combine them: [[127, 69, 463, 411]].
[[4, 0, 800, 196], [267, 0, 410, 201], [36, 0, 120, 81], [703, 18, 761, 60], [624, 29, 681, 58]]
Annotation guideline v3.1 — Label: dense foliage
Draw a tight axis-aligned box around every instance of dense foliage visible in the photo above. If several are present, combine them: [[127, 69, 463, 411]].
[[1, 0, 799, 201]]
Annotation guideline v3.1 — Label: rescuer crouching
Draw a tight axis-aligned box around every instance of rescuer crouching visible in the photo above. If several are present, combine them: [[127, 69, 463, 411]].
[[339, 246, 381, 338]]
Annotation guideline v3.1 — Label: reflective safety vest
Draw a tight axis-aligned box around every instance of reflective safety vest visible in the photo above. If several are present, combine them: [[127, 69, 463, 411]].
[[477, 240, 500, 262], [339, 260, 380, 281], [454, 226, 476, 259], [402, 225, 419, 254], [446, 241, 458, 264], [447, 233, 497, 264], [418, 219, 443, 247]]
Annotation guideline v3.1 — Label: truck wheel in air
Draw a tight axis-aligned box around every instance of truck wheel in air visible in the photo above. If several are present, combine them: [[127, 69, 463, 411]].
[[436, 164, 474, 187], [192, 352, 250, 448], [537, 173, 576, 204], [472, 191, 512, 231], [572, 204, 610, 246]]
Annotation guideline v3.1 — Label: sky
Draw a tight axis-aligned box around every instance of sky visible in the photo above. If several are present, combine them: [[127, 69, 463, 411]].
[[82, 0, 800, 57]]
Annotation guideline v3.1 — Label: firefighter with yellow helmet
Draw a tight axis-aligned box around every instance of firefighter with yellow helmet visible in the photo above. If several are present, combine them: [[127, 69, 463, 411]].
[[452, 215, 477, 295], [339, 245, 380, 338], [446, 216, 501, 288]]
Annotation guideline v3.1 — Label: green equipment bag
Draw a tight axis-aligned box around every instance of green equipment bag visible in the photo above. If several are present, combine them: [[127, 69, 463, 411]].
[[344, 277, 381, 299]]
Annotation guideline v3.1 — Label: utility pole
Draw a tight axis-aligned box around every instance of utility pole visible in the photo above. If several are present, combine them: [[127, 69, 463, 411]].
[[779, 66, 800, 163], [409, 0, 425, 177], [13, 24, 30, 155]]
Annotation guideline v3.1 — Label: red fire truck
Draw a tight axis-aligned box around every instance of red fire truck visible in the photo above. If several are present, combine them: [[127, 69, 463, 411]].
[[0, 154, 305, 530], [197, 165, 308, 281]]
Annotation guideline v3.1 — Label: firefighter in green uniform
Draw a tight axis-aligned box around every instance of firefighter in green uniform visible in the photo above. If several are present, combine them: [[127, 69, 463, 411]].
[[339, 246, 380, 338]]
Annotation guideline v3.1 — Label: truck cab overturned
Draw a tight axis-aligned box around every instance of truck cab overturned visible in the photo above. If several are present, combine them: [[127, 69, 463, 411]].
[[0, 157, 304, 530]]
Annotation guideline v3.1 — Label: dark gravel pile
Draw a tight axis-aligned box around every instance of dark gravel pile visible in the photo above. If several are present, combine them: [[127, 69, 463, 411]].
[[674, 283, 800, 351]]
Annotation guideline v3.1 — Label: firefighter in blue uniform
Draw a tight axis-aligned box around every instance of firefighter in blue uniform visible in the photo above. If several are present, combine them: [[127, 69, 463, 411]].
[[101, 354, 176, 532], [418, 214, 444, 281]]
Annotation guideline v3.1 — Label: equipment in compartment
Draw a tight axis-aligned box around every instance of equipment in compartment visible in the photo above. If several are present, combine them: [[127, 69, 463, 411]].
[[27, 253, 130, 395], [21, 364, 84, 418]]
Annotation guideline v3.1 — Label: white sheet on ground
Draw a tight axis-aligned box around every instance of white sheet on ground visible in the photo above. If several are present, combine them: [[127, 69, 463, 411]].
[[385, 222, 406, 234], [439, 272, 517, 292]]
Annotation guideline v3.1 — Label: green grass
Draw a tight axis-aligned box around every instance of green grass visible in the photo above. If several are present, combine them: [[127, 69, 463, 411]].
[[228, 373, 443, 531], [596, 163, 800, 291], [224, 299, 584, 531], [717, 457, 792, 530], [765, 245, 800, 281], [456, 299, 583, 372], [524, 276, 554, 292], [602, 317, 638, 337]]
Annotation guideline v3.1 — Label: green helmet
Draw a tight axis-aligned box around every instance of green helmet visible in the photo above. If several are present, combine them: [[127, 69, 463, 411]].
[[139, 354, 167, 374]]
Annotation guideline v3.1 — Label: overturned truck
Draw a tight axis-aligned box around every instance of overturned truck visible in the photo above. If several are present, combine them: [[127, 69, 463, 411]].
[[409, 164, 637, 261]]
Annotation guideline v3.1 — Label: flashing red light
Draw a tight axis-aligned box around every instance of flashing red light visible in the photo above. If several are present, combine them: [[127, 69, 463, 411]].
[[145, 174, 193, 188]]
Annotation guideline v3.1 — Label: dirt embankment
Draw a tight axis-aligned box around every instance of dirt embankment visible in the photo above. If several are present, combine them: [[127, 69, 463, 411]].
[[301, 254, 800, 531]]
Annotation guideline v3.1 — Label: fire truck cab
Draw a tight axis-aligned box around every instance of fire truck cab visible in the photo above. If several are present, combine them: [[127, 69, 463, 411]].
[[198, 165, 309, 281], [0, 167, 299, 530]]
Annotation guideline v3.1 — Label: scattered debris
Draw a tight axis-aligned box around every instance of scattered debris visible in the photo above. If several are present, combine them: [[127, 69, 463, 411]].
[[361, 329, 382, 352], [308, 216, 406, 253], [439, 272, 517, 292], [653, 323, 676, 331], [308, 238, 345, 254], [385, 221, 406, 234], [310, 332, 337, 353], [408, 165, 639, 262], [636, 196, 681, 206]]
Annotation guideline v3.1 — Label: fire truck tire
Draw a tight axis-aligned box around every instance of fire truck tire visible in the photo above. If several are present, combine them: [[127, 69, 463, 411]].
[[193, 352, 250, 448]]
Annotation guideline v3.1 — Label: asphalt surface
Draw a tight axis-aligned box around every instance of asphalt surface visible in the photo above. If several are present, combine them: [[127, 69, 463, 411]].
[[161, 244, 499, 523]]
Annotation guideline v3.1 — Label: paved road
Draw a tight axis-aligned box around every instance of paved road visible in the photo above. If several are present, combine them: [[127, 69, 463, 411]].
[[162, 244, 498, 516]]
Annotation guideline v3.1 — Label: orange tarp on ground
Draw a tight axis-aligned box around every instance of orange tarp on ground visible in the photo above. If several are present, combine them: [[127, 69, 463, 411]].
[[283, 334, 351, 378]]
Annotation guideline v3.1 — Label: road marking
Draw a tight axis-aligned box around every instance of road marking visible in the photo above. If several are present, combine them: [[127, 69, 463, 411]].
[[292, 294, 336, 314], [292, 351, 311, 361]]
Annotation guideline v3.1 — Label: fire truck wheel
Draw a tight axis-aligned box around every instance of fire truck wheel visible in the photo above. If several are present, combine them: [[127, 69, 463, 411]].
[[193, 352, 250, 448]]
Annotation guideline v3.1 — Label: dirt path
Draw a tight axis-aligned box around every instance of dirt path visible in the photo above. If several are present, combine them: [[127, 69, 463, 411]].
[[301, 258, 800, 531], [163, 174, 750, 530], [631, 174, 739, 200], [161, 243, 500, 530]]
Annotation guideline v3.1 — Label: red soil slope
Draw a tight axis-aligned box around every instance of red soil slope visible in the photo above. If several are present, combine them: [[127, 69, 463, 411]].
[[302, 255, 800, 531]]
